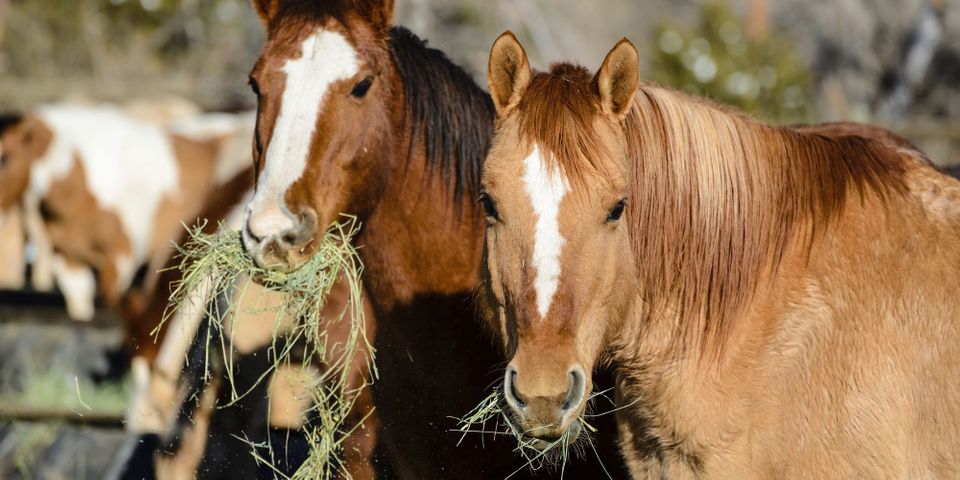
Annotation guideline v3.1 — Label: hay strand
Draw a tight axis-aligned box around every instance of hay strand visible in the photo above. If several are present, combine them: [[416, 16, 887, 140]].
[[454, 388, 606, 478]]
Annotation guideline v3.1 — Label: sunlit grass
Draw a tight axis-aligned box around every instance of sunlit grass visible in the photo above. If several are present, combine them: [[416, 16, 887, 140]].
[[0, 369, 129, 416]]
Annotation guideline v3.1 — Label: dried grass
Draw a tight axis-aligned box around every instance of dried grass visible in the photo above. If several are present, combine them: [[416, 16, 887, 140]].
[[455, 388, 615, 479], [158, 216, 372, 479]]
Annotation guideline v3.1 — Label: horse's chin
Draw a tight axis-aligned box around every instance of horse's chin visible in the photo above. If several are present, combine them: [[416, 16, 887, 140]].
[[524, 419, 582, 452]]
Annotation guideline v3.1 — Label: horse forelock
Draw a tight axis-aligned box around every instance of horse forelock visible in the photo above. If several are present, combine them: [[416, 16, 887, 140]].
[[268, 0, 384, 36], [514, 63, 618, 191]]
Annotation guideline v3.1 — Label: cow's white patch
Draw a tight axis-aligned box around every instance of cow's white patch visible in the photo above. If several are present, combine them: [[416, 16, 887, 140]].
[[522, 145, 570, 319], [245, 30, 360, 238], [35, 105, 180, 292]]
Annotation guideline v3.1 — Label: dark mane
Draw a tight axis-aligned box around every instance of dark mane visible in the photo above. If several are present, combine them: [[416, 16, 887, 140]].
[[389, 26, 495, 202], [946, 164, 960, 181], [0, 112, 22, 136]]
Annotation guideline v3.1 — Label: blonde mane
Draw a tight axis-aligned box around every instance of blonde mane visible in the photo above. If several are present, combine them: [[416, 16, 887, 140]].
[[515, 64, 909, 349]]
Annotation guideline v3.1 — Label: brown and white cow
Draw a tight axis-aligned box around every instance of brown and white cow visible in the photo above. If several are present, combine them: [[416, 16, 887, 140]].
[[0, 104, 255, 444], [0, 104, 252, 320]]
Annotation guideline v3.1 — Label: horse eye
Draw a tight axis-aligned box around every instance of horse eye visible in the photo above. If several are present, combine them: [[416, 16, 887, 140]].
[[350, 76, 374, 99], [606, 199, 626, 223], [248, 77, 260, 96], [478, 191, 499, 221], [0, 153, 7, 167]]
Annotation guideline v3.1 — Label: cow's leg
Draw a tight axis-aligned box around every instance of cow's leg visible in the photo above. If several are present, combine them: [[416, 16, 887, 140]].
[[52, 255, 96, 321], [0, 206, 26, 289], [23, 199, 54, 291]]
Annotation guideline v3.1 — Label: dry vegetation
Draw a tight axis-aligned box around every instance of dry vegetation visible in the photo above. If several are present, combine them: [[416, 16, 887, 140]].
[[163, 217, 371, 478]]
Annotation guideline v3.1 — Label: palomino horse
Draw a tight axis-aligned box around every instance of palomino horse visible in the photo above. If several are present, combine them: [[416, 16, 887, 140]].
[[480, 33, 960, 478], [241, 0, 623, 477]]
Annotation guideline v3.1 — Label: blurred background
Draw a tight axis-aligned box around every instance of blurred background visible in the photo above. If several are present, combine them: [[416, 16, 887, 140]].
[[0, 0, 957, 478], [2, 0, 959, 157]]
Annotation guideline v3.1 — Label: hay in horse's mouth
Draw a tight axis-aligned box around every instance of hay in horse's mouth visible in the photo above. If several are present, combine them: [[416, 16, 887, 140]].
[[455, 388, 605, 478], [157, 216, 373, 479]]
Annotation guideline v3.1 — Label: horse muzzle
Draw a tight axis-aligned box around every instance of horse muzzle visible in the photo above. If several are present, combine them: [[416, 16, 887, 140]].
[[242, 203, 318, 272]]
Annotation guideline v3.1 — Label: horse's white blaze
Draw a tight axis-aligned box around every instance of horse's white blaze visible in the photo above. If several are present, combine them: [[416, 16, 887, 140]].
[[522, 145, 570, 319], [246, 30, 360, 237]]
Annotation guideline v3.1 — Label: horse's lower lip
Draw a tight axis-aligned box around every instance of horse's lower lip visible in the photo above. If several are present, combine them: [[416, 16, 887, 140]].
[[249, 251, 298, 274], [524, 421, 582, 451]]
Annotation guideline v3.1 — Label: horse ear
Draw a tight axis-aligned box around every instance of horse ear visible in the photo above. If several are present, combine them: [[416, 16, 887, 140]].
[[595, 38, 640, 118], [251, 0, 280, 30], [363, 0, 395, 35], [488, 31, 532, 115]]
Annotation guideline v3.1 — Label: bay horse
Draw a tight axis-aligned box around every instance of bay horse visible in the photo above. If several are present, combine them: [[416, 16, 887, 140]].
[[480, 32, 960, 478], [241, 0, 624, 477]]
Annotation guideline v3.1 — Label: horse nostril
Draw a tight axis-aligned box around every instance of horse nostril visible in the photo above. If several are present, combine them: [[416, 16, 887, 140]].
[[283, 209, 318, 249], [244, 221, 262, 243], [504, 366, 526, 409], [561, 367, 586, 412]]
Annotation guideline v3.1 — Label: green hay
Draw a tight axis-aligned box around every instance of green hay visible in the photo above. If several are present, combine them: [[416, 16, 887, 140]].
[[158, 216, 373, 479], [455, 388, 608, 479]]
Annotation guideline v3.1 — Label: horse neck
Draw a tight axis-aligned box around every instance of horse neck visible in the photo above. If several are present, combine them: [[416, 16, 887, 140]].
[[357, 84, 486, 310], [620, 90, 777, 354], [623, 87, 907, 351], [610, 89, 912, 446]]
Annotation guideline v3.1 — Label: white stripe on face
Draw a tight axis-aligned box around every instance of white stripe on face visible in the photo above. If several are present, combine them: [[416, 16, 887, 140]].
[[247, 29, 360, 233], [522, 145, 570, 319]]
